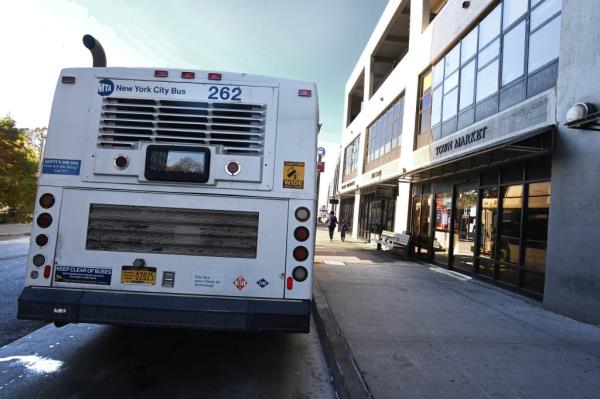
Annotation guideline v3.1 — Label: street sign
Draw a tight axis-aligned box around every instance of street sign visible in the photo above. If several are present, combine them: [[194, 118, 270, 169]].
[[317, 147, 326, 157], [329, 198, 339, 204]]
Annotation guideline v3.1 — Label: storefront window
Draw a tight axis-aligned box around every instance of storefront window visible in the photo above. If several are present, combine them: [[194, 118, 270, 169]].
[[498, 185, 522, 264], [434, 192, 452, 265], [419, 160, 551, 297], [524, 182, 551, 271], [420, 196, 432, 254], [452, 189, 477, 272], [498, 185, 523, 286], [479, 187, 498, 260]]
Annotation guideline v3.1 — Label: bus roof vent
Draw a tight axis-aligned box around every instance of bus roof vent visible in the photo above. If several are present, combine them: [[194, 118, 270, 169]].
[[97, 98, 266, 155]]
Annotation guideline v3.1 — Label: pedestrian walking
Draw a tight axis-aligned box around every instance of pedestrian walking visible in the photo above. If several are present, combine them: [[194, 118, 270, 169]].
[[326, 211, 338, 242], [340, 221, 348, 242]]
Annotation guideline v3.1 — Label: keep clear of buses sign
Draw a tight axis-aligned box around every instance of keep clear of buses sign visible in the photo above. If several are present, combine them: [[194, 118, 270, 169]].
[[283, 161, 305, 189]]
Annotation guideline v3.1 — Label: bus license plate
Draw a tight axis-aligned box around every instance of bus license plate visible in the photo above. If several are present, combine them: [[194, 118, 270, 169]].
[[121, 266, 157, 285]]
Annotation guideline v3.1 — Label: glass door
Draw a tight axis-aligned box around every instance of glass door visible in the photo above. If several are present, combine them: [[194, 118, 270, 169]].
[[411, 195, 432, 257], [452, 188, 478, 272], [478, 187, 498, 278], [433, 192, 452, 265]]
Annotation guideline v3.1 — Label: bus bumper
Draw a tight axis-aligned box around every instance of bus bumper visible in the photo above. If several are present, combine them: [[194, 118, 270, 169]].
[[17, 287, 311, 333]]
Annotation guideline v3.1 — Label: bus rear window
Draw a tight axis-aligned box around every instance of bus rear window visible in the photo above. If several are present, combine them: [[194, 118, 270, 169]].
[[145, 145, 210, 183]]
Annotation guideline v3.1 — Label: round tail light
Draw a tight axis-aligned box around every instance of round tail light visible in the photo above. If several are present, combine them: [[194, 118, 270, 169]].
[[114, 155, 129, 169], [33, 254, 46, 267], [292, 266, 308, 282], [295, 207, 310, 222], [36, 213, 53, 228], [36, 234, 49, 247], [294, 226, 310, 242], [39, 193, 55, 209], [293, 246, 309, 262], [225, 161, 241, 176]]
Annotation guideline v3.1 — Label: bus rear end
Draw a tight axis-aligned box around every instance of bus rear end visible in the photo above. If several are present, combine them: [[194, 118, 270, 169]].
[[18, 68, 318, 332]]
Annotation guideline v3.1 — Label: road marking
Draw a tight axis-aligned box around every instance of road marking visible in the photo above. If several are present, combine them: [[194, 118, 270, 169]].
[[323, 261, 346, 266]]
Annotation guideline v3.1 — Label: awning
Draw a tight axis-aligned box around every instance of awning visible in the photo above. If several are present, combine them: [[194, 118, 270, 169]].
[[400, 126, 555, 182]]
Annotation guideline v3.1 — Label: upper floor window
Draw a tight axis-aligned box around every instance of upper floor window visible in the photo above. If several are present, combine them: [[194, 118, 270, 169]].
[[426, 0, 448, 27], [347, 70, 365, 127], [365, 95, 405, 170], [370, 3, 410, 96], [343, 136, 361, 178], [416, 0, 562, 148]]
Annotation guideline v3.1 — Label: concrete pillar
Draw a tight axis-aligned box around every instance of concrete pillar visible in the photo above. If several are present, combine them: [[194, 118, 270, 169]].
[[352, 190, 361, 239]]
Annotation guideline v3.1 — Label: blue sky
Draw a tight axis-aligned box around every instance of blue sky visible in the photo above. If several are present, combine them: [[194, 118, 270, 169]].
[[1, 0, 388, 202]]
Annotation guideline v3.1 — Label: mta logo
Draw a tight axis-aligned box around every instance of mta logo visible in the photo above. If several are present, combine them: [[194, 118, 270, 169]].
[[97, 79, 114, 96], [256, 278, 269, 288]]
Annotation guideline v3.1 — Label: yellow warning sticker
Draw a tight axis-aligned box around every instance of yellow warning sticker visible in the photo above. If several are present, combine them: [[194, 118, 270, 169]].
[[283, 161, 305, 189]]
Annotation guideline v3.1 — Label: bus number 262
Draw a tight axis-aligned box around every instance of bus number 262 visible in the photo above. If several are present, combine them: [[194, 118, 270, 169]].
[[208, 86, 242, 101]]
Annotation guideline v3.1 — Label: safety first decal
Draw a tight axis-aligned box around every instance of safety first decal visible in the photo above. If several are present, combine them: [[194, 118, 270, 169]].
[[283, 161, 305, 189]]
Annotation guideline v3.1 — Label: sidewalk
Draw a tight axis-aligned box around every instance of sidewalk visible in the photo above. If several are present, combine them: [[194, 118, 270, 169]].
[[0, 223, 31, 239], [313, 227, 600, 399]]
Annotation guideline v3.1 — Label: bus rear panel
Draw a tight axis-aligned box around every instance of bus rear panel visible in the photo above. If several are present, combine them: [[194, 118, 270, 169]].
[[18, 68, 318, 332]]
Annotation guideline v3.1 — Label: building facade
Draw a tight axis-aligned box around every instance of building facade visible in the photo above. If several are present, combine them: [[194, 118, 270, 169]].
[[338, 0, 600, 324]]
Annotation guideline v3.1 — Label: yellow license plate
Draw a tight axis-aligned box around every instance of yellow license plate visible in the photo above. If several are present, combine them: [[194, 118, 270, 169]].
[[121, 266, 157, 285]]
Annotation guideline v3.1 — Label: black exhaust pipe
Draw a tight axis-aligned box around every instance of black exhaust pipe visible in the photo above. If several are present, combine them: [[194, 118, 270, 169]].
[[82, 34, 107, 67]]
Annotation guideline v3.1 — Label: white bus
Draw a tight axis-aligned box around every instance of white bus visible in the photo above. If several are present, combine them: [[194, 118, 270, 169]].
[[17, 40, 318, 333]]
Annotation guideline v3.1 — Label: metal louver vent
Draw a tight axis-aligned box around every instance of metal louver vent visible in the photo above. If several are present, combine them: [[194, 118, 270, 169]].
[[98, 97, 266, 155], [86, 204, 259, 258]]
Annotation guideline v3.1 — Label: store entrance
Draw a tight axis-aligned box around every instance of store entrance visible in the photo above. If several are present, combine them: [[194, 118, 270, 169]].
[[408, 156, 552, 298], [358, 185, 397, 241]]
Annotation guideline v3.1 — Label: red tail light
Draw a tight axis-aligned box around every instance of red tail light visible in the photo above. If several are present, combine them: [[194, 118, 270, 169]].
[[294, 226, 310, 242], [61, 76, 76, 84], [36, 213, 53, 228], [114, 155, 128, 169], [287, 276, 293, 290], [293, 246, 309, 262], [226, 161, 241, 176], [43, 265, 51, 279], [39, 193, 55, 209], [298, 89, 312, 97], [181, 71, 195, 79], [36, 234, 48, 247], [154, 70, 168, 77], [208, 73, 222, 80]]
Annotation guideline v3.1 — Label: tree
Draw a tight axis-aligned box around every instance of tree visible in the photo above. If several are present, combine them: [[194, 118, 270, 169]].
[[0, 116, 40, 222]]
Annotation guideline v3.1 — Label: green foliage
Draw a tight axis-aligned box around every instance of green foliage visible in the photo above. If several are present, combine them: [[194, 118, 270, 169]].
[[0, 116, 41, 222]]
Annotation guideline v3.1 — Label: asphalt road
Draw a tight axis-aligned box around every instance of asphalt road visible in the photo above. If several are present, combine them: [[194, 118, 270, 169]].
[[0, 237, 47, 347], [0, 238, 334, 398], [0, 321, 334, 398]]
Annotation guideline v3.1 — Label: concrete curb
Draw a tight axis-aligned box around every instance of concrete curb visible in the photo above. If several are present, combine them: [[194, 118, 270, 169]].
[[312, 280, 372, 399], [0, 232, 30, 240]]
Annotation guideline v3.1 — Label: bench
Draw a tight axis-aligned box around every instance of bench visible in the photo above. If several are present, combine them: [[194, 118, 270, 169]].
[[376, 230, 412, 259]]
